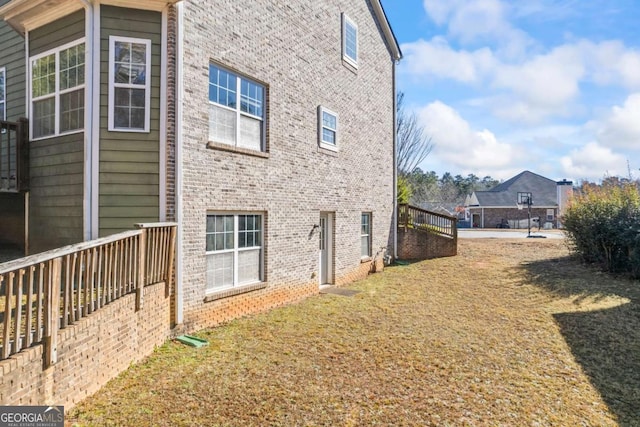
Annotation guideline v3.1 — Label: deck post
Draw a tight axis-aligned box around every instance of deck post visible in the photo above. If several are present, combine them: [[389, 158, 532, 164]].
[[136, 228, 147, 310], [44, 258, 61, 368]]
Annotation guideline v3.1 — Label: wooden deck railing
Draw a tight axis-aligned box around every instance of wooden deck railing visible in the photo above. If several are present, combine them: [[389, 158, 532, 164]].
[[0, 222, 176, 365], [0, 118, 29, 192], [399, 204, 458, 240]]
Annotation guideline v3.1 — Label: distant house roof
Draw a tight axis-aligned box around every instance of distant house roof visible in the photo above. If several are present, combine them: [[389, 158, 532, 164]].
[[468, 170, 559, 207]]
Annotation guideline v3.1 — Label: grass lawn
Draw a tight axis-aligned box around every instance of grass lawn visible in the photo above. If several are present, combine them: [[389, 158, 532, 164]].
[[67, 239, 639, 426]]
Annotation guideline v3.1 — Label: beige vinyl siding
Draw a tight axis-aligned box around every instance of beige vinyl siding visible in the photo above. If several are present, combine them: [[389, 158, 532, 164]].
[[27, 12, 85, 253], [99, 5, 161, 237]]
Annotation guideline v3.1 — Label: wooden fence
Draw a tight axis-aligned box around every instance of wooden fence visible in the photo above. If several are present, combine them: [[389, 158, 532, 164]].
[[398, 204, 457, 240], [0, 223, 176, 366]]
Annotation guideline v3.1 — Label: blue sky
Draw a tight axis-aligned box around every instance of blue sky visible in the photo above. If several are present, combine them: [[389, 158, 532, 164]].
[[381, 0, 640, 182]]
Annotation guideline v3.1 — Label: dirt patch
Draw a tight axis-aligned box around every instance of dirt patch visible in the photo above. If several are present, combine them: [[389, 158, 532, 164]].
[[67, 239, 637, 426]]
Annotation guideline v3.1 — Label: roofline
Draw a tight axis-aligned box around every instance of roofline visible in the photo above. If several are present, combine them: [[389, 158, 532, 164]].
[[0, 0, 178, 34], [467, 205, 559, 209], [371, 0, 402, 61]]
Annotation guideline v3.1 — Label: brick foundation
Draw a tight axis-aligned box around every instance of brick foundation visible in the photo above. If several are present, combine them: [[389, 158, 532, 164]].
[[0, 283, 170, 409], [397, 228, 457, 260]]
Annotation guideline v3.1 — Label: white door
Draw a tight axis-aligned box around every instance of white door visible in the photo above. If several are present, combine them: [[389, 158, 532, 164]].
[[318, 213, 333, 285]]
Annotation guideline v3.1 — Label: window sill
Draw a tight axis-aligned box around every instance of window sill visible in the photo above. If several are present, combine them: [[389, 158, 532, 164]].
[[360, 256, 372, 263], [318, 145, 338, 156], [30, 128, 84, 142], [342, 58, 358, 74], [204, 282, 267, 303], [207, 141, 269, 158]]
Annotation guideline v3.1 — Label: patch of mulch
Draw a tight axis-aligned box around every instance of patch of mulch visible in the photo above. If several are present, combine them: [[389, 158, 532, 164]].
[[67, 239, 637, 426]]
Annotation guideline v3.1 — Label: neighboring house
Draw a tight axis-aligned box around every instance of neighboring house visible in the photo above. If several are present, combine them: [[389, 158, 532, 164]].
[[0, 0, 401, 330], [464, 171, 573, 229]]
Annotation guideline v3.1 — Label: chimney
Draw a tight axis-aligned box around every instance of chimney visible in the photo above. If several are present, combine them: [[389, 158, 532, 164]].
[[556, 179, 573, 228]]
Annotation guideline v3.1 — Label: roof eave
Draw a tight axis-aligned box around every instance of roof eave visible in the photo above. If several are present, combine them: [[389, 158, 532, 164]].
[[0, 0, 178, 34], [371, 0, 402, 61]]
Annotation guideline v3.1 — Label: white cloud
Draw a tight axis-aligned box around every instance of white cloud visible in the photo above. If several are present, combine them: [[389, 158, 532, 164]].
[[492, 45, 584, 108], [593, 93, 640, 149], [417, 101, 517, 173], [422, 0, 533, 57], [586, 40, 640, 89], [400, 38, 495, 84], [560, 142, 627, 179]]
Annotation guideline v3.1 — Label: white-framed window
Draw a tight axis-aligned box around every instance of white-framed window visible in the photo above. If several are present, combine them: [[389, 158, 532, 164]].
[[318, 106, 338, 151], [0, 67, 5, 120], [342, 13, 358, 67], [206, 213, 264, 292], [108, 36, 151, 132], [208, 64, 265, 152], [546, 209, 554, 221], [361, 212, 371, 258], [29, 39, 85, 139]]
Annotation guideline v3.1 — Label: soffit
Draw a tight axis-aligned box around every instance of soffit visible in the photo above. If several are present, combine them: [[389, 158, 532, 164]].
[[0, 0, 178, 34]]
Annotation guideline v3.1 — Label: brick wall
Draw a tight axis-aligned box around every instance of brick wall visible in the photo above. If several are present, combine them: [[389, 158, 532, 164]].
[[178, 0, 395, 330], [397, 228, 457, 260], [0, 283, 170, 408]]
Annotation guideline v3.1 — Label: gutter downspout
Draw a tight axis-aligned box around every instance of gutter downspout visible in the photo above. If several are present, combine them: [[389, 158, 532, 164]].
[[79, 0, 98, 241], [174, 0, 184, 324], [392, 60, 398, 260], [24, 31, 29, 253]]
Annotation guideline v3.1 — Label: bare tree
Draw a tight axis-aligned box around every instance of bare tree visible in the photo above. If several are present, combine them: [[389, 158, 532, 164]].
[[396, 91, 433, 176]]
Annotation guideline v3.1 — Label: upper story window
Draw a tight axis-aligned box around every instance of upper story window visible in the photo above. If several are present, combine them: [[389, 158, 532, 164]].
[[209, 64, 265, 152], [361, 213, 371, 258], [30, 40, 85, 139], [0, 67, 5, 120], [342, 13, 358, 68], [206, 213, 263, 292], [108, 36, 151, 132], [318, 106, 338, 152]]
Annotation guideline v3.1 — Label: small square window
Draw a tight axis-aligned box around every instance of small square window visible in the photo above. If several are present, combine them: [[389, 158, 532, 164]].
[[318, 106, 338, 151], [546, 209, 554, 221], [342, 13, 358, 68]]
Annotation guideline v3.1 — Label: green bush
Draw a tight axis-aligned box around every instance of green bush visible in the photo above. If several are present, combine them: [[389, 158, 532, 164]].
[[397, 175, 412, 205], [563, 183, 640, 278]]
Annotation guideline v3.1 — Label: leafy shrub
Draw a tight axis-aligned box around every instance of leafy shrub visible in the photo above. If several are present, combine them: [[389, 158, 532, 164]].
[[397, 175, 412, 205], [562, 183, 640, 278]]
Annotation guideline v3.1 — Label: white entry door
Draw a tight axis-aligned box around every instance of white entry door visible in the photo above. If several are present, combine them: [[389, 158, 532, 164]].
[[318, 213, 333, 285]]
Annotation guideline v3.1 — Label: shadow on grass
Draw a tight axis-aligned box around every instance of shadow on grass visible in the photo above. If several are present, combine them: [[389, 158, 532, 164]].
[[520, 255, 640, 427]]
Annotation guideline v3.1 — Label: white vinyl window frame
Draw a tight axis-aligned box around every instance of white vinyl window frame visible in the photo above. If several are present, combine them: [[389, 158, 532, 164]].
[[0, 67, 5, 121], [361, 212, 372, 258], [29, 38, 86, 140], [108, 36, 151, 133], [318, 106, 338, 152], [205, 212, 264, 293], [342, 13, 358, 68], [208, 63, 266, 152], [546, 209, 554, 221]]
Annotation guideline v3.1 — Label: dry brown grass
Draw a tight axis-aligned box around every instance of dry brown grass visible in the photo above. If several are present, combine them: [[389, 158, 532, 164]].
[[67, 238, 639, 426]]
